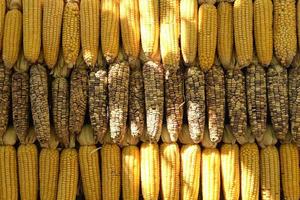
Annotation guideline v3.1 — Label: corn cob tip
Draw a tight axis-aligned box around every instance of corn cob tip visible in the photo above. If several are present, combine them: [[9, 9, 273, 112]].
[[51, 54, 70, 78], [21, 127, 37, 144], [77, 125, 96, 146], [1, 127, 17, 145], [202, 128, 218, 148], [291, 52, 300, 68], [48, 129, 60, 149], [258, 126, 278, 148], [199, 0, 216, 4], [7, 0, 21, 10], [15, 53, 29, 73], [223, 125, 237, 144]]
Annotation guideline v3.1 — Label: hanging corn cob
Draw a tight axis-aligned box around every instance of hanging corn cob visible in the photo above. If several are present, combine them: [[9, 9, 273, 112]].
[[273, 0, 296, 66], [2, 0, 22, 68], [0, 0, 5, 52]]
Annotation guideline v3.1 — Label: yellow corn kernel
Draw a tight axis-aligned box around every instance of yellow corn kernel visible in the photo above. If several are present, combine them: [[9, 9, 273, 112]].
[[0, 0, 5, 52]]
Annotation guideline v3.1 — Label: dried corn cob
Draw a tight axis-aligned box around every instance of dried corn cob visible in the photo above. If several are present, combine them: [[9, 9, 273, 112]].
[[205, 63, 225, 143], [184, 65, 205, 143], [273, 0, 296, 66], [0, 0, 5, 52]]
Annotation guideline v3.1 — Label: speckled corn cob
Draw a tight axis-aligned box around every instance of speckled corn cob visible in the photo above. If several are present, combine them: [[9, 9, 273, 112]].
[[185, 65, 205, 143], [0, 64, 11, 139]]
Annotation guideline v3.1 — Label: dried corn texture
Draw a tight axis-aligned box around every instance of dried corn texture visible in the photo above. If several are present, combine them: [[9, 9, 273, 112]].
[[0, 0, 5, 52], [260, 146, 280, 200], [30, 64, 50, 147], [198, 3, 217, 71], [101, 144, 121, 200], [69, 66, 88, 135], [143, 61, 164, 142], [240, 143, 260, 200], [12, 72, 29, 143], [57, 148, 79, 200], [108, 61, 130, 143], [221, 144, 240, 200], [267, 64, 289, 140], [185, 65, 205, 143], [160, 0, 180, 68], [273, 0, 296, 66], [39, 148, 59, 200], [23, 0, 42, 63], [0, 65, 11, 138], [2, 9, 22, 68], [18, 144, 38, 200], [63, 0, 80, 65], [89, 66, 108, 143], [280, 144, 299, 200], [164, 68, 184, 143], [217, 2, 233, 68], [254, 0, 273, 66], [225, 70, 248, 143], [246, 64, 267, 141], [101, 0, 119, 63], [140, 143, 160, 200], [180, 144, 201, 200], [0, 146, 18, 200], [205, 64, 225, 143], [52, 77, 69, 146], [79, 145, 101, 200], [234, 0, 253, 67], [42, 0, 64, 68], [202, 148, 221, 200]]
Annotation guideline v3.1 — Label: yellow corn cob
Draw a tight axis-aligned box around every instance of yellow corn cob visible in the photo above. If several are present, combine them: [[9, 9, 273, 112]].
[[202, 148, 221, 200], [280, 143, 299, 200], [160, 143, 180, 200], [42, 0, 64, 68], [140, 142, 160, 200], [217, 1, 233, 68], [234, 0, 253, 67], [22, 0, 42, 63], [180, 144, 201, 200], [63, 0, 80, 66], [122, 145, 140, 200], [254, 0, 273, 66], [198, 3, 217, 71], [0, 0, 5, 52], [240, 143, 260, 200], [0, 63, 11, 138]]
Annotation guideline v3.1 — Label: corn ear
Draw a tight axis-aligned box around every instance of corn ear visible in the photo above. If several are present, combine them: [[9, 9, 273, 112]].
[[0, 0, 5, 52], [0, 64, 11, 138]]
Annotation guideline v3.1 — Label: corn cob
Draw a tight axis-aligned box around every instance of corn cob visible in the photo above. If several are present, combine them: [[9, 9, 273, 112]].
[[160, 0, 180, 68], [140, 142, 160, 200], [246, 61, 267, 142], [180, 144, 201, 200], [240, 143, 260, 200], [42, 0, 64, 68], [234, 0, 253, 67], [63, 0, 80, 66], [184, 65, 205, 143], [298, 0, 300, 50], [142, 61, 164, 142], [273, 0, 296, 66], [217, 1, 233, 68], [101, 144, 121, 200], [101, 0, 119, 63], [205, 63, 225, 143], [0, 0, 5, 52], [30, 64, 51, 147]]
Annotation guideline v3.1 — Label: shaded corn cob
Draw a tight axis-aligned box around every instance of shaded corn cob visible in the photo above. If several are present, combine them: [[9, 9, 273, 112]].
[[42, 0, 64, 68], [233, 0, 253, 67], [143, 61, 164, 142], [205, 63, 225, 143], [63, 0, 80, 66], [254, 0, 273, 66], [0, 63, 11, 138], [273, 0, 297, 66], [184, 65, 205, 143], [246, 62, 267, 141], [30, 64, 50, 147], [0, 0, 5, 52]]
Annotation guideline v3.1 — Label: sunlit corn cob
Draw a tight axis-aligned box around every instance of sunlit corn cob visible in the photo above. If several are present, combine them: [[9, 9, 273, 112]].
[[205, 63, 225, 143], [180, 144, 201, 200], [63, 0, 80, 66], [143, 61, 164, 142], [101, 144, 121, 200], [140, 143, 160, 200], [246, 62, 267, 141], [273, 0, 297, 66], [160, 0, 180, 68], [240, 143, 260, 200], [42, 0, 64, 68], [0, 0, 5, 52], [234, 0, 253, 67], [217, 1, 233, 68], [185, 65, 205, 143], [30, 64, 51, 147], [101, 0, 120, 63], [280, 143, 300, 200]]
